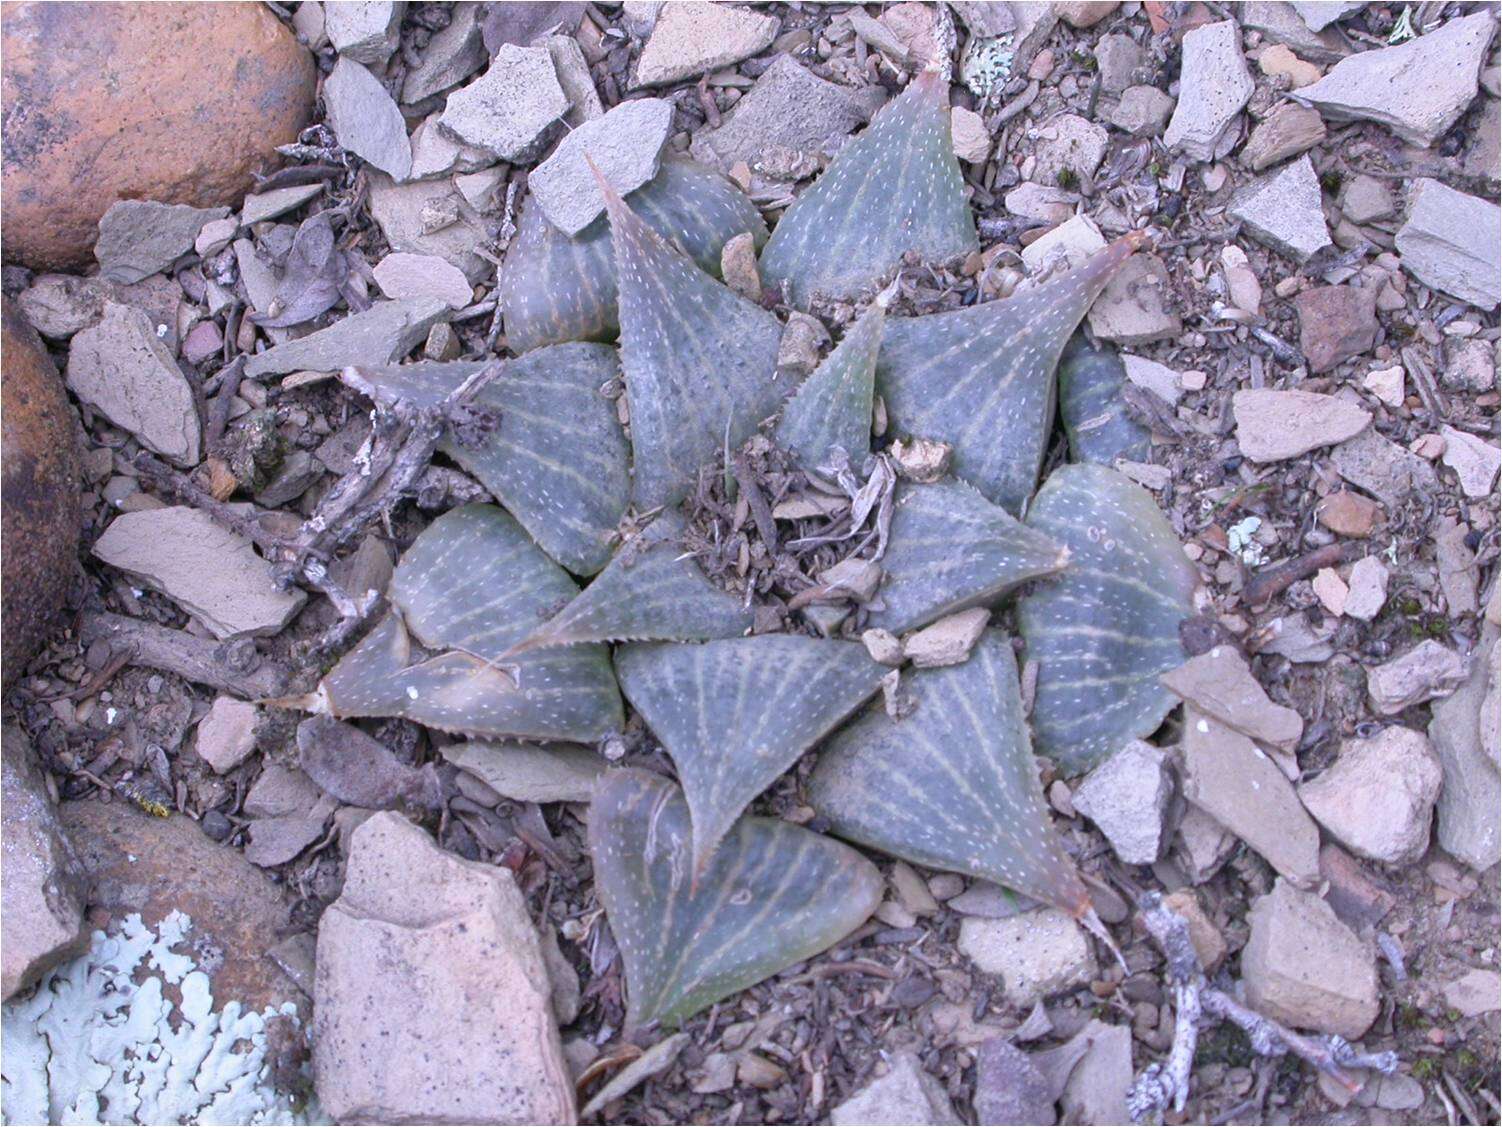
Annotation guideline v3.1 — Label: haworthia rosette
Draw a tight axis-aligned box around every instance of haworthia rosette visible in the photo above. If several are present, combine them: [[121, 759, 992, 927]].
[[774, 298, 885, 473], [321, 505, 622, 740], [602, 172, 785, 511], [511, 509, 752, 653], [614, 636, 887, 873], [1058, 331, 1152, 467], [865, 479, 1068, 635], [1018, 464, 1199, 774], [808, 631, 1091, 916], [500, 158, 768, 355], [760, 71, 978, 306], [589, 768, 882, 1030], [876, 235, 1147, 515], [361, 344, 629, 575]]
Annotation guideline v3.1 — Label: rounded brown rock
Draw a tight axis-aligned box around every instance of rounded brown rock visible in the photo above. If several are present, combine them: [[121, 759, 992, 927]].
[[2, 2, 316, 270], [2, 300, 81, 684]]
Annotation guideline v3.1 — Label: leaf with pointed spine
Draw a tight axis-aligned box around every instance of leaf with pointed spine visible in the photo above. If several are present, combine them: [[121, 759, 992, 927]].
[[590, 768, 882, 1030], [500, 159, 768, 354], [321, 505, 622, 740], [362, 344, 629, 575], [603, 176, 785, 511], [865, 479, 1068, 635], [759, 72, 977, 306], [512, 509, 752, 653], [1058, 331, 1152, 467], [614, 636, 887, 872], [774, 299, 885, 472], [808, 631, 1090, 916], [876, 236, 1146, 515], [1018, 464, 1199, 774]]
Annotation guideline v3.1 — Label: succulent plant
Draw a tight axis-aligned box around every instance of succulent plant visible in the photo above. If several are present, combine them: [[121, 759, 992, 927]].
[[299, 67, 1199, 1032]]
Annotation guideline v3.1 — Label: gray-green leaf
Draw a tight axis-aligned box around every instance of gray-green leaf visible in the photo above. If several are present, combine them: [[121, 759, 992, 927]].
[[1058, 331, 1151, 467], [774, 299, 885, 473]]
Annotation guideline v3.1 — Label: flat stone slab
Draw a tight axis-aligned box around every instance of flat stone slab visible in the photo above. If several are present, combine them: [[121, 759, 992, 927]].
[[1298, 727, 1442, 865], [324, 56, 412, 179], [440, 44, 567, 162], [1428, 624, 1499, 870], [1162, 645, 1304, 752], [1164, 19, 1253, 161], [1394, 178, 1502, 311], [1228, 155, 1332, 262], [92, 507, 306, 639], [326, 0, 403, 65], [958, 909, 1097, 1006], [1232, 388, 1370, 462], [372, 252, 474, 309], [632, 2, 779, 88], [94, 200, 229, 285], [244, 297, 448, 376], [528, 98, 673, 236]]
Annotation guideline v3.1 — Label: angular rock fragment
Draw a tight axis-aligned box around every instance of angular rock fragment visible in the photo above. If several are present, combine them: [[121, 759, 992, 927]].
[[1162, 646, 1303, 752], [1241, 103, 1327, 171], [195, 697, 260, 775], [244, 297, 447, 377], [903, 608, 990, 668], [1059, 1021, 1134, 1127], [326, 0, 403, 65], [540, 34, 603, 126], [1331, 427, 1438, 508], [16, 273, 111, 339], [1294, 284, 1380, 373], [242, 182, 324, 224], [1366, 640, 1468, 716], [776, 299, 884, 473], [315, 812, 576, 1124], [1085, 252, 1181, 344], [973, 1039, 1055, 1126], [1057, 331, 1152, 467], [441, 44, 568, 162], [442, 741, 605, 804], [1445, 969, 1502, 1018], [1071, 740, 1174, 865], [529, 98, 673, 236], [401, 1, 487, 103], [1018, 465, 1199, 774], [1232, 388, 1370, 462], [832, 1053, 960, 1127], [632, 2, 779, 88], [950, 106, 991, 163], [958, 909, 1097, 1006], [324, 57, 412, 179], [94, 199, 229, 284], [1110, 85, 1176, 137], [1428, 621, 1499, 869], [372, 252, 474, 309], [1342, 555, 1389, 621], [1228, 154, 1332, 262], [616, 635, 885, 870], [589, 769, 881, 1029], [1298, 727, 1442, 865], [1027, 113, 1107, 185], [1394, 179, 1501, 311], [297, 715, 442, 811], [1338, 173, 1395, 223], [760, 72, 978, 307], [93, 507, 305, 639], [1164, 20, 1254, 161], [367, 171, 492, 281]]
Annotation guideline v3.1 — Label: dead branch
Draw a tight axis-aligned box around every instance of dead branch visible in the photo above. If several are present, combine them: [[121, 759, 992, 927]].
[[1242, 541, 1364, 609], [78, 611, 291, 699]]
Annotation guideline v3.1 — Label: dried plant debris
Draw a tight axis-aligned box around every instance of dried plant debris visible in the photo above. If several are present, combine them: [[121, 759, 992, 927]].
[[315, 505, 622, 741], [359, 343, 629, 575], [602, 171, 785, 511], [760, 71, 977, 306], [588, 768, 881, 1032], [774, 297, 886, 475], [1018, 465, 1200, 774], [1057, 331, 1151, 467], [866, 479, 1068, 635], [614, 636, 887, 872], [877, 236, 1145, 514], [500, 158, 767, 354], [809, 631, 1090, 917], [513, 509, 752, 653]]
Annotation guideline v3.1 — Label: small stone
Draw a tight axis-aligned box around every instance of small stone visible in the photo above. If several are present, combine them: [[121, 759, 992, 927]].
[[92, 507, 306, 639], [720, 232, 761, 300], [862, 628, 905, 666], [1294, 284, 1380, 373], [1240, 103, 1327, 172], [244, 298, 448, 377], [181, 319, 224, 366], [1296, 12, 1495, 147], [372, 252, 474, 309], [1162, 646, 1304, 752], [254, 450, 323, 508], [369, 173, 490, 280], [196, 697, 261, 775], [194, 216, 239, 258], [1174, 804, 1238, 884], [1440, 424, 1501, 498], [1087, 252, 1182, 344], [1363, 365, 1404, 407], [1290, 2, 1365, 31], [1229, 155, 1332, 263], [1059, 1020, 1133, 1127], [831, 1051, 960, 1126], [972, 1039, 1053, 1126], [1342, 556, 1389, 621], [1233, 388, 1370, 463], [1164, 20, 1254, 161], [1443, 337, 1498, 393], [776, 311, 830, 375], [66, 301, 201, 466], [928, 872, 964, 901], [1095, 33, 1144, 93], [903, 608, 990, 668], [329, 534, 395, 600], [1004, 182, 1078, 225], [16, 274, 111, 339], [453, 166, 506, 214], [1028, 114, 1108, 185], [1444, 969, 1502, 1017], [326, 0, 403, 65], [948, 880, 1036, 918], [94, 199, 229, 284], [1243, 879, 1379, 1039], [889, 436, 953, 482], [1121, 355, 1182, 404], [528, 98, 673, 236], [1071, 740, 1173, 864], [1464, 95, 1501, 184], [442, 742, 606, 804], [245, 814, 327, 868], [1182, 708, 1321, 886], [821, 557, 883, 603], [1116, 461, 1171, 491], [241, 182, 324, 226], [890, 862, 940, 916], [1259, 43, 1322, 88], [245, 764, 322, 820], [1021, 213, 1107, 279], [632, 2, 779, 88], [958, 909, 1097, 1006], [1109, 85, 1176, 137], [1162, 890, 1226, 970], [292, 0, 327, 48], [950, 106, 991, 164], [1331, 428, 1438, 508], [1298, 727, 1442, 865], [1056, 1, 1118, 28], [540, 35, 603, 126], [1428, 624, 1499, 869], [1220, 245, 1262, 314], [1433, 517, 1479, 617], [442, 44, 568, 162], [1338, 174, 1395, 224], [401, 1, 487, 103], [406, 114, 496, 181], [324, 57, 412, 180], [1366, 640, 1468, 716], [1394, 178, 1501, 311], [1026, 47, 1056, 83], [314, 813, 575, 1123], [1312, 567, 1349, 615]]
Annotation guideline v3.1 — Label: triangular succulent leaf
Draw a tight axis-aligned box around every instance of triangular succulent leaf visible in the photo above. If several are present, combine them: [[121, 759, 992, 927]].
[[774, 299, 885, 472], [1058, 331, 1152, 467], [590, 768, 882, 1031]]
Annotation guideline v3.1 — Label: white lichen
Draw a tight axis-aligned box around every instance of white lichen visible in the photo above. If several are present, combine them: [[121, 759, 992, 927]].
[[1, 912, 320, 1126]]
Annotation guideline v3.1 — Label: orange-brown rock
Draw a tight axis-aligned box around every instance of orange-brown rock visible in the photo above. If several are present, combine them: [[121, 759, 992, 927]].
[[2, 2, 316, 270], [1, 301, 80, 684]]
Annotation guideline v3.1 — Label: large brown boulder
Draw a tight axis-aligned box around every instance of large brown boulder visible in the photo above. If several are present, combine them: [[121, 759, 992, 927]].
[[1, 2, 316, 270], [1, 300, 80, 684]]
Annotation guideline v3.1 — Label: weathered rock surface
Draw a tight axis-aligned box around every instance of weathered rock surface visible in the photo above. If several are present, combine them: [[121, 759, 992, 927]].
[[1059, 1020, 1133, 1127], [632, 2, 779, 88], [244, 297, 448, 377], [1087, 253, 1182, 343], [1164, 20, 1254, 161], [66, 301, 202, 467], [1295, 11, 1496, 147], [1162, 646, 1304, 752], [195, 697, 262, 775], [2, 726, 87, 1000], [1071, 740, 1174, 864], [1243, 879, 1379, 1039], [1, 1, 315, 270], [372, 252, 474, 310], [1232, 388, 1370, 463], [1394, 179, 1502, 311], [314, 812, 575, 1124], [973, 1039, 1054, 1125], [1228, 155, 1332, 262], [832, 1052, 960, 1126], [903, 607, 990, 668], [1294, 284, 1380, 373], [324, 56, 412, 179], [441, 44, 568, 162], [326, 0, 405, 65], [1241, 103, 1327, 171], [1427, 622, 1500, 870], [94, 200, 229, 284], [1367, 640, 1468, 716], [403, 1, 485, 101], [1110, 85, 1176, 137], [367, 173, 492, 281], [1298, 727, 1442, 865], [1440, 425, 1502, 499], [15, 274, 113, 340], [92, 507, 306, 639], [1331, 427, 1438, 508], [528, 98, 674, 235], [1339, 173, 1395, 223], [958, 910, 1097, 1006], [1027, 114, 1108, 185]]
